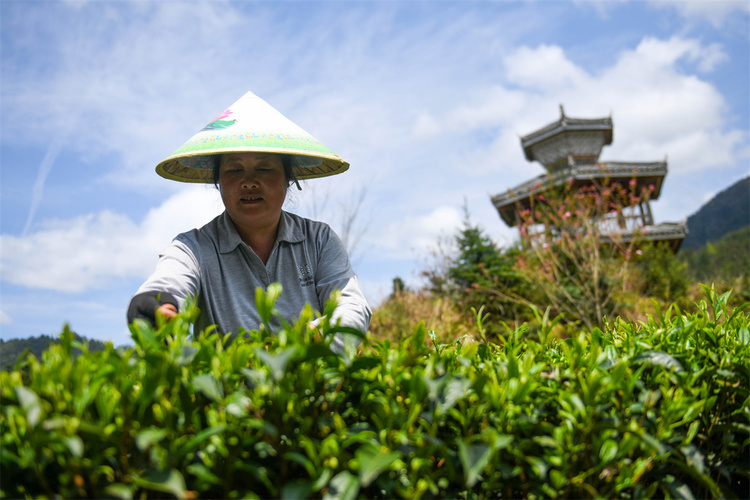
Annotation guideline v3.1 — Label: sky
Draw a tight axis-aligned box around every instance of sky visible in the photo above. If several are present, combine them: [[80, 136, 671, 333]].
[[1, 0, 748, 346]]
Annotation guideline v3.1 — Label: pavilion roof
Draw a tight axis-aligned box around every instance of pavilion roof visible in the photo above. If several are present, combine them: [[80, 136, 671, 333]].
[[520, 110, 613, 164]]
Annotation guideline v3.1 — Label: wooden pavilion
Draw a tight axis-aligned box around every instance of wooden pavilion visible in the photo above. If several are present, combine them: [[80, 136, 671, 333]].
[[490, 107, 687, 252]]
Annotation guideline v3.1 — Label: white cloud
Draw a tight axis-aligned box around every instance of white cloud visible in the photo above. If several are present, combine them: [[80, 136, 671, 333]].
[[665, 128, 747, 172], [0, 310, 12, 325], [504, 45, 587, 90], [412, 113, 443, 139], [648, 0, 750, 28], [421, 35, 740, 178], [440, 86, 531, 135], [372, 206, 463, 258], [1, 187, 223, 292], [628, 36, 727, 74], [571, 0, 629, 18], [23, 136, 65, 236]]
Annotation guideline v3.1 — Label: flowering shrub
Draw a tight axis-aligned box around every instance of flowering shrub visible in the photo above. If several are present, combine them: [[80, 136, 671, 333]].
[[2, 285, 748, 499], [515, 177, 656, 329]]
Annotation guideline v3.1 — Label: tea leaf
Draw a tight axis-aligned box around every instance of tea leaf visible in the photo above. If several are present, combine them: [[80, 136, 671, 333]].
[[64, 436, 84, 458], [255, 347, 296, 381], [133, 469, 187, 498], [282, 480, 314, 500], [104, 484, 134, 499], [185, 462, 222, 486], [457, 440, 493, 487], [191, 374, 223, 401], [437, 377, 471, 415], [136, 428, 168, 452], [225, 392, 251, 419], [177, 424, 227, 457], [256, 283, 283, 327], [738, 327, 749, 345], [680, 445, 706, 475], [324, 471, 359, 500], [633, 350, 684, 372], [662, 475, 696, 500], [599, 439, 618, 463], [526, 456, 549, 479], [356, 443, 400, 487], [15, 386, 42, 428]]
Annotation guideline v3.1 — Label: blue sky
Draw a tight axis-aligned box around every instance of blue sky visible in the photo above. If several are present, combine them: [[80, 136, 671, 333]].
[[1, 0, 748, 345]]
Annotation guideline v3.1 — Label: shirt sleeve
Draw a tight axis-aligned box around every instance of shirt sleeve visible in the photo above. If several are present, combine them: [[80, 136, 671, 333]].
[[134, 235, 201, 312], [314, 227, 372, 347]]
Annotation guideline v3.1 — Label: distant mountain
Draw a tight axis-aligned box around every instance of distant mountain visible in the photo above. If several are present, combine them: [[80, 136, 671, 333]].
[[682, 177, 749, 250], [1, 334, 108, 370]]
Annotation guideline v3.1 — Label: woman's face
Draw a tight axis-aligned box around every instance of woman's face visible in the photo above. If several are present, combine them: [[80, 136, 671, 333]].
[[218, 152, 288, 236]]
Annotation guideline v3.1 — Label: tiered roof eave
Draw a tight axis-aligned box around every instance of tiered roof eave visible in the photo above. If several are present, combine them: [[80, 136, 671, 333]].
[[601, 222, 689, 253], [520, 115, 614, 163], [491, 161, 668, 227]]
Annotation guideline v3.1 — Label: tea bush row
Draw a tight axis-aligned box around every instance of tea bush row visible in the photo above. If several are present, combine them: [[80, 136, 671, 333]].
[[1, 285, 748, 498]]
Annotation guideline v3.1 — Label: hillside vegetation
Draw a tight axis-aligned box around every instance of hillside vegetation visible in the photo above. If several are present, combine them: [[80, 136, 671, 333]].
[[682, 176, 749, 250], [679, 225, 750, 288], [1, 334, 108, 370]]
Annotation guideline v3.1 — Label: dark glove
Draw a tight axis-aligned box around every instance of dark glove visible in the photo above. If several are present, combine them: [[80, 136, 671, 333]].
[[127, 291, 178, 327]]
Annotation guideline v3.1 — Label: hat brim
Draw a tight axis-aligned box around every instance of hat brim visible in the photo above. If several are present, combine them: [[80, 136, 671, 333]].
[[156, 149, 349, 183], [154, 91, 351, 184]]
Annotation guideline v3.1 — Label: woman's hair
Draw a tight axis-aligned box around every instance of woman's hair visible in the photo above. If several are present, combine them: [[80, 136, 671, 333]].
[[212, 154, 295, 189]]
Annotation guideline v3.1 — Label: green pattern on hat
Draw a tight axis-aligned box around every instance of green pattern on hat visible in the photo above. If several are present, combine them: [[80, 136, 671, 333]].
[[156, 91, 349, 183]]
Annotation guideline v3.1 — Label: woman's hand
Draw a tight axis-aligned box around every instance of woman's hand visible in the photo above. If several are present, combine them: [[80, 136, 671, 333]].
[[156, 303, 178, 322], [309, 322, 321, 342]]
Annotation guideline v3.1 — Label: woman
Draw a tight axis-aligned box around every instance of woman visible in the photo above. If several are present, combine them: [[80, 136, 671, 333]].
[[127, 91, 371, 351]]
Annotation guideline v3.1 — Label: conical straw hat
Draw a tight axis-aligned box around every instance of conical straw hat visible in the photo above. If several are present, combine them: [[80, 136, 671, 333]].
[[156, 91, 349, 183]]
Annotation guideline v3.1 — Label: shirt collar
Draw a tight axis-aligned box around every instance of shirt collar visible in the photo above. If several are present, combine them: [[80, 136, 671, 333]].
[[218, 210, 304, 254]]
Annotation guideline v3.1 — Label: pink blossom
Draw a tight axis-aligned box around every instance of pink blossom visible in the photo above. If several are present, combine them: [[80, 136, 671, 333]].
[[636, 249, 643, 255], [629, 179, 637, 187]]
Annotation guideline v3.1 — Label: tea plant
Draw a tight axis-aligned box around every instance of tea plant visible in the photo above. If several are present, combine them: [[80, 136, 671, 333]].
[[2, 285, 748, 498], [516, 178, 656, 330]]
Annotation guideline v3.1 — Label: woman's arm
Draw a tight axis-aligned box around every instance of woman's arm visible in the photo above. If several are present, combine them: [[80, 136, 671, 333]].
[[127, 236, 201, 327], [314, 228, 372, 348]]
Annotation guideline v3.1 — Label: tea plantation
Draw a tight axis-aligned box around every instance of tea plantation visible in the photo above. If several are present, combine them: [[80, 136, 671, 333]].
[[2, 285, 748, 498]]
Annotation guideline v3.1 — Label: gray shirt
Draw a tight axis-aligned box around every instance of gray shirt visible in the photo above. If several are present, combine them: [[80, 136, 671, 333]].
[[136, 210, 371, 348]]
